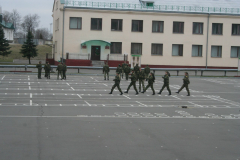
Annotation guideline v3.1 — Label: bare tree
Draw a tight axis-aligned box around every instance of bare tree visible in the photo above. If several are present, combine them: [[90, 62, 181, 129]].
[[35, 28, 50, 40], [10, 9, 21, 33], [2, 11, 11, 22], [21, 14, 40, 33]]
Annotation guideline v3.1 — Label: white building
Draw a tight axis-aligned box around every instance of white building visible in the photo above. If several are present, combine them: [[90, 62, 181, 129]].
[[52, 0, 240, 68], [0, 13, 14, 42]]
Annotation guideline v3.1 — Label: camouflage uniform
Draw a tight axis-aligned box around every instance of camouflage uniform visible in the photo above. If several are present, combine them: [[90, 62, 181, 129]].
[[44, 63, 51, 79], [177, 74, 190, 96], [158, 74, 171, 95], [36, 62, 42, 79], [144, 65, 150, 79], [116, 65, 122, 79], [56, 63, 63, 80], [124, 65, 131, 80], [134, 64, 140, 79], [109, 75, 123, 94], [125, 72, 138, 94], [142, 74, 155, 95], [103, 64, 110, 80], [62, 63, 67, 80], [138, 70, 145, 92]]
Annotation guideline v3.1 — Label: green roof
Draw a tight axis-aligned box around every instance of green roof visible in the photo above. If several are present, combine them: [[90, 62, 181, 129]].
[[0, 15, 14, 30], [60, 0, 65, 4]]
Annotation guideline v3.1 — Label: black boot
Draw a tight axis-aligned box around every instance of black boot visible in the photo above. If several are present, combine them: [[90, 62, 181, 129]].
[[120, 92, 123, 95], [152, 93, 155, 95], [176, 91, 179, 94], [169, 93, 171, 95], [124, 91, 128, 93], [109, 92, 112, 94], [187, 94, 190, 96], [136, 92, 139, 95], [158, 92, 161, 94], [141, 91, 145, 93]]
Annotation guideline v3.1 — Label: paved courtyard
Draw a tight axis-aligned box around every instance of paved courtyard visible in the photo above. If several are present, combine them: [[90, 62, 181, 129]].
[[0, 73, 239, 160]]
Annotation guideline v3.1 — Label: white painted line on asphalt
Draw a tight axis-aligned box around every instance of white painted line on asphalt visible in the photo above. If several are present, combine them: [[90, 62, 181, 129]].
[[1, 75, 6, 80], [66, 83, 70, 86], [188, 101, 203, 107], [29, 86, 31, 90], [30, 100, 32, 106], [30, 93, 32, 98], [103, 84, 108, 86], [60, 104, 62, 106], [71, 87, 75, 90], [84, 101, 91, 106], [136, 101, 147, 107], [45, 104, 47, 106], [77, 94, 82, 99], [123, 95, 131, 99], [28, 82, 30, 86], [74, 104, 77, 106]]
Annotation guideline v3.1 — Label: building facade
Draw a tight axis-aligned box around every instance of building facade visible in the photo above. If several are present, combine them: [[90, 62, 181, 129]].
[[52, 0, 240, 68], [0, 13, 14, 42]]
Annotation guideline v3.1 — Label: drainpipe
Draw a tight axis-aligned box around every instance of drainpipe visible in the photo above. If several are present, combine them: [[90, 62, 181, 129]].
[[206, 13, 210, 69], [61, 6, 65, 63]]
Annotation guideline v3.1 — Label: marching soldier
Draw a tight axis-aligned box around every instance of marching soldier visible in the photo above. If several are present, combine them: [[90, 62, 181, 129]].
[[144, 64, 150, 80], [125, 64, 131, 80], [62, 63, 67, 80], [134, 64, 140, 79], [116, 64, 122, 79], [109, 73, 123, 95], [122, 62, 127, 79], [124, 70, 138, 95], [138, 68, 145, 92], [56, 62, 63, 80], [141, 72, 155, 95], [176, 72, 190, 96], [158, 71, 171, 95], [36, 61, 42, 79], [103, 62, 110, 80], [44, 61, 51, 79]]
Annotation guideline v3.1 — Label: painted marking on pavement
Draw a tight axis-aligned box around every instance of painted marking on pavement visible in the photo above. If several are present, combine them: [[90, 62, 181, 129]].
[[84, 101, 91, 106], [30, 93, 32, 98], [136, 101, 147, 107], [123, 95, 131, 99], [1, 75, 6, 80], [71, 87, 75, 90], [77, 94, 82, 99], [30, 100, 32, 106]]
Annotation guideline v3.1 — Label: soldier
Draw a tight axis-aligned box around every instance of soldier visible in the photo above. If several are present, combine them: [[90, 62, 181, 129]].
[[44, 61, 51, 79], [141, 72, 155, 95], [103, 62, 110, 80], [124, 70, 138, 95], [56, 62, 63, 80], [122, 62, 127, 79], [144, 64, 150, 80], [134, 64, 140, 79], [109, 73, 123, 95], [158, 71, 171, 95], [62, 63, 67, 80], [116, 64, 122, 79], [36, 61, 42, 79], [138, 68, 145, 92], [176, 72, 190, 96], [125, 64, 131, 80]]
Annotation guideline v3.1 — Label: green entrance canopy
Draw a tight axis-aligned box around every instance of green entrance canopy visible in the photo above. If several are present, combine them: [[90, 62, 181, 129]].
[[131, 55, 141, 57], [81, 40, 111, 46]]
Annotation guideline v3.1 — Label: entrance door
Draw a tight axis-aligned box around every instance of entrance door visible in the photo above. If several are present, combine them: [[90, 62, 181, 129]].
[[91, 46, 101, 60]]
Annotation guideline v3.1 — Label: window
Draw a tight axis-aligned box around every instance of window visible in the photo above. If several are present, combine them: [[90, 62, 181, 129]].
[[192, 45, 202, 57], [211, 46, 222, 57], [146, 2, 154, 6], [131, 43, 142, 55], [173, 22, 184, 33], [151, 44, 163, 55], [55, 41, 57, 53], [55, 19, 59, 31], [193, 22, 203, 34], [91, 18, 102, 30], [172, 44, 183, 56], [132, 20, 143, 32], [152, 21, 164, 33], [231, 46, 240, 58], [212, 23, 223, 35], [110, 42, 122, 54], [232, 24, 240, 35], [70, 17, 82, 29], [111, 19, 122, 31]]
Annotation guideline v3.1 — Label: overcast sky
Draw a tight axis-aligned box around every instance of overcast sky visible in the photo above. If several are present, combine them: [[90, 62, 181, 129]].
[[0, 0, 54, 33]]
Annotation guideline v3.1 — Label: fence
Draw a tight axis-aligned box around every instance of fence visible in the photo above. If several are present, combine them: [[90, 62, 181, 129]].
[[0, 65, 238, 76], [64, 1, 240, 14]]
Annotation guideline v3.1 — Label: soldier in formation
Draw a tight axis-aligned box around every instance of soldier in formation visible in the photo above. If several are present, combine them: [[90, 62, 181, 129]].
[[124, 64, 131, 80], [44, 61, 51, 79], [36, 61, 42, 79], [158, 71, 171, 95], [144, 64, 150, 80], [138, 68, 145, 92], [125, 70, 138, 95], [176, 72, 190, 96], [56, 62, 63, 80], [109, 73, 123, 95], [103, 62, 110, 80], [122, 62, 127, 79], [134, 64, 140, 79], [141, 72, 155, 95], [116, 64, 122, 79], [62, 63, 67, 80]]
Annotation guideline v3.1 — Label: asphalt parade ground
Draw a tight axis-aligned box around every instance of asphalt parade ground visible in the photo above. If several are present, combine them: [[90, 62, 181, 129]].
[[0, 73, 240, 160]]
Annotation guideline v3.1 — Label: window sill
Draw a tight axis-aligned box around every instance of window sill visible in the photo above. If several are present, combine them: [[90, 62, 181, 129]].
[[231, 34, 240, 36], [131, 31, 143, 32], [69, 28, 82, 30], [91, 29, 102, 31], [151, 54, 163, 56], [193, 33, 203, 35], [152, 32, 164, 33], [211, 57, 222, 58], [172, 55, 183, 57], [192, 56, 203, 57], [111, 30, 122, 32], [212, 34, 223, 35], [173, 32, 184, 34]]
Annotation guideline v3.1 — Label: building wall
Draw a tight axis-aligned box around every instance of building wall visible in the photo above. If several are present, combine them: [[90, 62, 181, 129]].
[[52, 1, 240, 68], [4, 28, 14, 41]]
